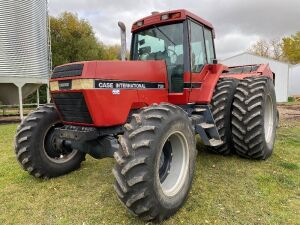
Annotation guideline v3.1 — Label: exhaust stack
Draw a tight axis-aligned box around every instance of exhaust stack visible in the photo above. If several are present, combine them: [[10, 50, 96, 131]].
[[118, 21, 127, 61]]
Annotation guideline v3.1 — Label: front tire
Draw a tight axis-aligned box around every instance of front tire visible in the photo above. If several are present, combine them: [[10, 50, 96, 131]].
[[231, 77, 277, 159], [14, 104, 85, 179], [113, 103, 197, 222]]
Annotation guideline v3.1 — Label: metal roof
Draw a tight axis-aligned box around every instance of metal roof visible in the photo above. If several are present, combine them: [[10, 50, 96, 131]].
[[222, 52, 291, 66]]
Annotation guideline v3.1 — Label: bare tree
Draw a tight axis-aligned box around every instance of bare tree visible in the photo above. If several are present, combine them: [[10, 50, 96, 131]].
[[270, 39, 283, 60], [248, 38, 284, 61], [249, 39, 270, 58]]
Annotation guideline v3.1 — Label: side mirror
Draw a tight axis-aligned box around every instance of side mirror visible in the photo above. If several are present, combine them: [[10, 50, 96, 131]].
[[212, 59, 218, 64]]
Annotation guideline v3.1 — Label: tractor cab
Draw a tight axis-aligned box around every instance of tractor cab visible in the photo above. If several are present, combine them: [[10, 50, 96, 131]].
[[129, 10, 216, 94]]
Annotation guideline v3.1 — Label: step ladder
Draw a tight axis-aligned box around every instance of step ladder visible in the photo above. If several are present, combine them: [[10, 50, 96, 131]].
[[192, 105, 223, 147]]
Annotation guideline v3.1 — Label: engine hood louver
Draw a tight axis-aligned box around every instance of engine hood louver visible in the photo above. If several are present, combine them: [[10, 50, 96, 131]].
[[52, 64, 84, 79]]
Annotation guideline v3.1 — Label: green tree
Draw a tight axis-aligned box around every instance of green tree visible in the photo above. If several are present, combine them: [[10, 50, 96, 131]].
[[26, 12, 123, 104], [24, 84, 48, 104], [50, 12, 104, 67], [282, 32, 300, 64], [102, 45, 121, 60]]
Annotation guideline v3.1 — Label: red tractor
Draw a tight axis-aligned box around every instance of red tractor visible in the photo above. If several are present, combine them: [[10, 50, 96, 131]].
[[15, 10, 277, 222]]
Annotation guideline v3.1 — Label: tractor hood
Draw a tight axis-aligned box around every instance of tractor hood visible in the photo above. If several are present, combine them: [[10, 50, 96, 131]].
[[49, 60, 169, 127], [50, 60, 168, 91]]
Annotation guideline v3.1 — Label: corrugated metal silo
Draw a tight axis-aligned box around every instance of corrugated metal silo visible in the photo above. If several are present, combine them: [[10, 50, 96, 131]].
[[0, 0, 51, 118]]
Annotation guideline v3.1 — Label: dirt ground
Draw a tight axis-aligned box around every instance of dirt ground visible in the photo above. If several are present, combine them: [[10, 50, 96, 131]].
[[0, 116, 20, 124], [278, 104, 300, 126]]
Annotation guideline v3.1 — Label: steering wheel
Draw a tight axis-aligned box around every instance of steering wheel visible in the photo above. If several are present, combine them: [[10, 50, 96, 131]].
[[138, 46, 151, 60]]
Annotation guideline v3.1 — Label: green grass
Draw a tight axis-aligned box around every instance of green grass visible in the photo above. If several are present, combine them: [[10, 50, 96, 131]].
[[0, 123, 299, 225]]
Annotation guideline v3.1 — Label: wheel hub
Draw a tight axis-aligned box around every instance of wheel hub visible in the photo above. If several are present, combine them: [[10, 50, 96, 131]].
[[159, 140, 173, 183], [43, 124, 78, 164], [264, 94, 274, 144], [158, 131, 189, 197]]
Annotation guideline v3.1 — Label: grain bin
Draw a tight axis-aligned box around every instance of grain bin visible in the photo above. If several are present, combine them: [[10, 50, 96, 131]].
[[0, 0, 51, 118]]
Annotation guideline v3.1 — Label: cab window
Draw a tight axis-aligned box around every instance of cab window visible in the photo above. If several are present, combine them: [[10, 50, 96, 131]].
[[189, 21, 207, 73], [204, 28, 215, 64]]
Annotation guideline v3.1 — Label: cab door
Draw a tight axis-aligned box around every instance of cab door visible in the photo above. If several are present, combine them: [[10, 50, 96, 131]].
[[187, 19, 217, 104]]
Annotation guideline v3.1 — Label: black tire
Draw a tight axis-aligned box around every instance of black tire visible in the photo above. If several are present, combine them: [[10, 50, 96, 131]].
[[209, 78, 239, 155], [113, 103, 197, 222], [231, 77, 277, 159], [276, 109, 280, 127], [14, 104, 85, 179]]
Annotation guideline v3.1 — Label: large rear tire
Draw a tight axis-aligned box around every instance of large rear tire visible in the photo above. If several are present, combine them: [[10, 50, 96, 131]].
[[14, 104, 85, 179], [231, 77, 277, 159], [113, 103, 197, 222], [209, 78, 239, 155]]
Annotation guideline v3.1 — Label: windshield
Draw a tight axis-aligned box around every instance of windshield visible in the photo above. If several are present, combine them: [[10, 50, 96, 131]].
[[132, 23, 183, 63], [131, 23, 184, 93]]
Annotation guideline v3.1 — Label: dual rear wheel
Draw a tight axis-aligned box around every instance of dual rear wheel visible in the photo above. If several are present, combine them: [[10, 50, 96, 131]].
[[231, 77, 277, 159], [209, 77, 277, 159]]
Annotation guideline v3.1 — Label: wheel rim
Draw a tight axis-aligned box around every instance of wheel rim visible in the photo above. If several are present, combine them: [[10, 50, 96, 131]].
[[158, 131, 189, 197], [43, 123, 78, 164], [264, 95, 274, 144]]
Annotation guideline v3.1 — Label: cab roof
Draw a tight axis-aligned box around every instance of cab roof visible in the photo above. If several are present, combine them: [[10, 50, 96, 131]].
[[131, 9, 214, 33]]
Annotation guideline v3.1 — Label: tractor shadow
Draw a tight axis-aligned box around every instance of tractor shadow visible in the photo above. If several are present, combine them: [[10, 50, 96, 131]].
[[194, 134, 270, 170]]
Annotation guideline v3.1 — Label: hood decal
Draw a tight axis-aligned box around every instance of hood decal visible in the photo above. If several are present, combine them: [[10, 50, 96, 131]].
[[94, 80, 165, 89]]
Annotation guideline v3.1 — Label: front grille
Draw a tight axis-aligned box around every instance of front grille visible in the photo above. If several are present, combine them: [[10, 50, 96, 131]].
[[52, 92, 93, 124], [52, 64, 84, 79]]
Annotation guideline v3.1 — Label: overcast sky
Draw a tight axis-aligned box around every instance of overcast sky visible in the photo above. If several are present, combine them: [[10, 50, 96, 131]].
[[48, 0, 300, 59]]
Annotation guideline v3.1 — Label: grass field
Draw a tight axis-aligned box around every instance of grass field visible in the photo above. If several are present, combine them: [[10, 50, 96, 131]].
[[0, 121, 299, 225]]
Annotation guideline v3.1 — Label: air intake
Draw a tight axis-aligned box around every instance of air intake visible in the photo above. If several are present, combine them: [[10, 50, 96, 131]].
[[52, 64, 84, 79]]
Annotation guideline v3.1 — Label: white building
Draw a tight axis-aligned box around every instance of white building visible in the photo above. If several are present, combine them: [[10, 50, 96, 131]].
[[289, 64, 300, 96], [221, 52, 289, 102]]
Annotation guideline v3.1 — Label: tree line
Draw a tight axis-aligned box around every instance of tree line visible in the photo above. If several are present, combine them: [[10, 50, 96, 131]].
[[51, 12, 121, 68], [26, 12, 121, 104], [249, 32, 300, 64]]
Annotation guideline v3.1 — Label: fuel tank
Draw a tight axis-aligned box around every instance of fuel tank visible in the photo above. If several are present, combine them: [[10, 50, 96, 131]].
[[50, 60, 169, 127]]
